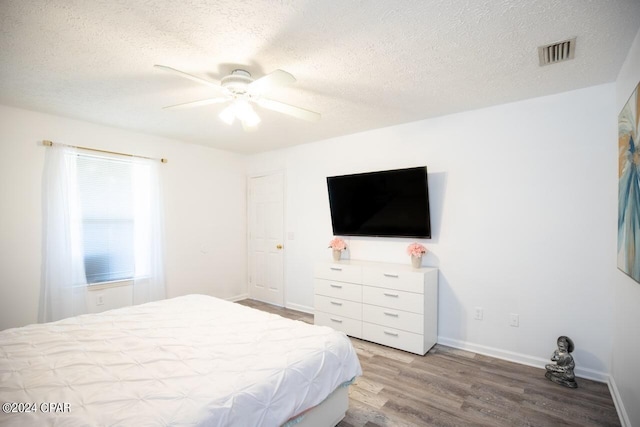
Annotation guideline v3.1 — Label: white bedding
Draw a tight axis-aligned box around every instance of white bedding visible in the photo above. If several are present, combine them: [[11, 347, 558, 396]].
[[0, 295, 362, 426]]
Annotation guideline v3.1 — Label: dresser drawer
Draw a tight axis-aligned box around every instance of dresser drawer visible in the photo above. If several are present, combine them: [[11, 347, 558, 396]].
[[362, 304, 423, 334], [363, 286, 423, 314], [314, 262, 361, 283], [314, 279, 362, 302], [362, 266, 425, 293], [362, 322, 424, 354], [315, 312, 362, 338], [314, 295, 362, 320]]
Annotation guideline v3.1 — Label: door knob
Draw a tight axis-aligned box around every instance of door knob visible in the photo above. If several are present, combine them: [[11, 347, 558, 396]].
[[276, 244, 283, 249]]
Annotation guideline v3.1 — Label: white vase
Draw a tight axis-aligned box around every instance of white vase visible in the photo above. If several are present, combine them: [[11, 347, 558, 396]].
[[411, 255, 421, 268], [332, 250, 341, 261]]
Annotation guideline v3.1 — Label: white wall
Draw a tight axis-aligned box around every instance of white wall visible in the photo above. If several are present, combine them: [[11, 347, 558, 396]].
[[613, 26, 640, 427], [248, 83, 617, 380], [0, 105, 248, 330]]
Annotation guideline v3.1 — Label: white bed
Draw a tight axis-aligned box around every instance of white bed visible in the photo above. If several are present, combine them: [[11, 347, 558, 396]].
[[0, 295, 362, 426]]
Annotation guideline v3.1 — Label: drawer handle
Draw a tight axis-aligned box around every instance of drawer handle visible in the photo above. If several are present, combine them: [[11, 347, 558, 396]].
[[330, 284, 343, 288], [383, 292, 399, 297], [330, 318, 343, 323], [384, 311, 399, 317], [383, 273, 399, 278], [383, 331, 399, 337], [330, 301, 343, 306], [329, 267, 343, 271]]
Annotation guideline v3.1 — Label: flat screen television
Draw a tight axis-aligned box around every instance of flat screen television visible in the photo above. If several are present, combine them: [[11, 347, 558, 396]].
[[326, 166, 431, 238]]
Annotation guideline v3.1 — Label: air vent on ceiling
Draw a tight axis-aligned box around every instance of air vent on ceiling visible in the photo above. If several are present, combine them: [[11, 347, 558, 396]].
[[538, 38, 576, 66]]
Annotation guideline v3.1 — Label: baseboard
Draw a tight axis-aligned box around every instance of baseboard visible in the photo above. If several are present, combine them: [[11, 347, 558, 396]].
[[437, 336, 609, 382], [608, 375, 631, 427], [285, 302, 314, 314], [226, 293, 249, 302]]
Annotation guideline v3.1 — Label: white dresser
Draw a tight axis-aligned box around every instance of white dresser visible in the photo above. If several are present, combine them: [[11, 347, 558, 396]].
[[314, 260, 438, 355]]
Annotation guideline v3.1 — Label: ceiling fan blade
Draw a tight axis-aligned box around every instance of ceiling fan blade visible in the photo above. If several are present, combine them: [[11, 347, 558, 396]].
[[154, 64, 227, 94], [162, 97, 230, 110], [255, 97, 321, 122], [248, 69, 296, 95]]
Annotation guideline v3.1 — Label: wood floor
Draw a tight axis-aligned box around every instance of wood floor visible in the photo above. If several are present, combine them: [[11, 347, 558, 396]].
[[236, 299, 621, 427]]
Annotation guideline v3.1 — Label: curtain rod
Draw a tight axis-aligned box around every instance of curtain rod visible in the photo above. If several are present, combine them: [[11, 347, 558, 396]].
[[42, 140, 168, 163]]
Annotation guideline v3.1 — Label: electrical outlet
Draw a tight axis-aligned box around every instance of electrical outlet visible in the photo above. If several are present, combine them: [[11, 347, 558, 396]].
[[509, 313, 519, 327], [474, 307, 483, 320], [96, 294, 104, 306]]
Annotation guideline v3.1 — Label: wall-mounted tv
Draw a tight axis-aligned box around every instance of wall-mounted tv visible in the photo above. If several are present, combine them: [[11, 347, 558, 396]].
[[326, 166, 431, 238]]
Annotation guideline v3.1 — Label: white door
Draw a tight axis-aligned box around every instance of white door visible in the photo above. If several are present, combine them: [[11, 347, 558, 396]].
[[248, 172, 284, 306]]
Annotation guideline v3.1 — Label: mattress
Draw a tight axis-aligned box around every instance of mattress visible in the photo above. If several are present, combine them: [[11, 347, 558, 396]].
[[0, 294, 362, 426]]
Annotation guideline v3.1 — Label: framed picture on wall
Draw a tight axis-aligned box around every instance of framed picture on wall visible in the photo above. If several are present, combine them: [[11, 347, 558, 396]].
[[618, 80, 640, 283]]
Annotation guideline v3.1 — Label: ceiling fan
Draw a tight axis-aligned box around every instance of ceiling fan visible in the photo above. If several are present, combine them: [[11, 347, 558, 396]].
[[154, 65, 321, 130]]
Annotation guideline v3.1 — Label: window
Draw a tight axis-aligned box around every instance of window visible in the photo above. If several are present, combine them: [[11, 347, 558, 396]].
[[76, 154, 135, 284], [41, 143, 165, 322]]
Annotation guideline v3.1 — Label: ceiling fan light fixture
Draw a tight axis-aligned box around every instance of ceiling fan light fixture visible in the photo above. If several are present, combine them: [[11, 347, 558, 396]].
[[219, 99, 261, 127], [219, 104, 236, 125], [242, 114, 261, 127], [236, 100, 261, 127]]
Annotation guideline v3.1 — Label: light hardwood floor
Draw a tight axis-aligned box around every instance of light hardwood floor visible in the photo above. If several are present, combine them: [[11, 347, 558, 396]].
[[236, 299, 620, 427]]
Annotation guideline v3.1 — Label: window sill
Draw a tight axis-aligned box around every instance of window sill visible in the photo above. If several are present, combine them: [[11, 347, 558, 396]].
[[87, 279, 133, 291]]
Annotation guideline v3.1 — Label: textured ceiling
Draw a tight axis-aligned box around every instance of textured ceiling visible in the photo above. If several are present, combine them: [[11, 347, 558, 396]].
[[1, 0, 639, 154]]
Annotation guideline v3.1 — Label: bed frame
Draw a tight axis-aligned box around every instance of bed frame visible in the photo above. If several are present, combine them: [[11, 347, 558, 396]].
[[291, 386, 349, 427]]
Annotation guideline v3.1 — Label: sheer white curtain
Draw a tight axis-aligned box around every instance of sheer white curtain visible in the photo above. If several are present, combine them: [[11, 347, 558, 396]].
[[40, 145, 165, 323], [39, 145, 88, 323], [131, 158, 166, 304]]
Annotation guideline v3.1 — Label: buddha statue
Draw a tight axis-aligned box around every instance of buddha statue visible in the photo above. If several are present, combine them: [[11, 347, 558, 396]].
[[545, 335, 577, 388]]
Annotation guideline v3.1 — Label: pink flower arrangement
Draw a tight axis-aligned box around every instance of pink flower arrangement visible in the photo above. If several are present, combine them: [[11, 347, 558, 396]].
[[329, 237, 347, 251], [406, 242, 427, 257]]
